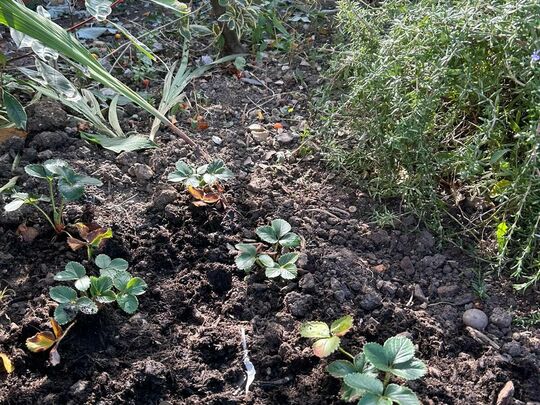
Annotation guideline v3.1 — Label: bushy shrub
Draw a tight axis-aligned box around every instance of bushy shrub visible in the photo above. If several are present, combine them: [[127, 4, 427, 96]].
[[325, 0, 540, 289]]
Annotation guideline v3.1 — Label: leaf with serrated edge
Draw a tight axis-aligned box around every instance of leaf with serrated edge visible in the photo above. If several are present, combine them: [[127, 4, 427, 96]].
[[384, 384, 420, 405], [95, 254, 112, 268], [117, 293, 138, 314], [391, 359, 427, 380], [330, 315, 353, 337], [364, 342, 391, 371], [265, 266, 281, 278], [327, 360, 356, 378], [271, 219, 291, 238], [344, 373, 384, 395], [300, 321, 330, 338], [256, 225, 278, 244], [49, 286, 77, 304], [384, 336, 415, 365], [313, 336, 340, 358], [279, 232, 301, 247]]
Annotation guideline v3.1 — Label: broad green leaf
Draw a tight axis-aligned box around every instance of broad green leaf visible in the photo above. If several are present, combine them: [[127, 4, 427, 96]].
[[90, 275, 113, 295], [384, 384, 420, 405], [358, 394, 392, 405], [148, 0, 189, 15], [271, 219, 292, 238], [24, 164, 48, 179], [4, 198, 26, 212], [54, 261, 86, 281], [278, 252, 299, 266], [391, 359, 427, 380], [280, 263, 298, 279], [354, 353, 376, 374], [330, 315, 353, 336], [25, 331, 56, 352], [236, 252, 256, 271], [49, 286, 77, 303], [265, 265, 282, 278], [80, 132, 158, 153], [95, 290, 116, 303], [313, 336, 340, 358], [496, 222, 507, 252], [383, 336, 415, 365], [76, 297, 98, 314], [344, 373, 384, 395], [279, 232, 300, 247], [117, 293, 139, 314], [54, 303, 78, 325], [256, 225, 278, 244], [125, 277, 147, 295], [95, 254, 112, 268], [300, 321, 330, 338], [257, 254, 275, 268], [113, 271, 131, 291], [168, 160, 200, 186], [203, 160, 234, 185], [364, 342, 391, 371], [0, 176, 18, 194], [327, 360, 356, 378], [3, 91, 27, 129], [75, 276, 91, 291], [43, 159, 68, 176], [341, 384, 364, 402], [58, 179, 84, 201]]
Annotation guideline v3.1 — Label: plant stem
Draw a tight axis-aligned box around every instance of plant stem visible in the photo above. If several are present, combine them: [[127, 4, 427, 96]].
[[48, 179, 59, 225], [31, 203, 57, 232], [338, 347, 355, 360], [383, 372, 391, 388]]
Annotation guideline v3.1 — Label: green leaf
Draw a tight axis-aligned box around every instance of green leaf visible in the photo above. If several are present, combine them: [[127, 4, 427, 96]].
[[0, 176, 18, 194], [358, 394, 392, 405], [58, 178, 84, 201], [300, 321, 330, 338], [95, 254, 112, 268], [235, 243, 257, 270], [330, 315, 353, 336], [383, 336, 415, 365], [54, 261, 86, 281], [327, 360, 356, 378], [256, 225, 279, 244], [203, 160, 234, 185], [75, 276, 91, 291], [496, 221, 508, 252], [168, 160, 200, 186], [4, 198, 26, 212], [24, 164, 48, 179], [76, 297, 98, 314], [117, 293, 139, 314], [344, 373, 384, 395], [125, 277, 147, 295], [354, 353, 376, 374], [3, 91, 27, 129], [312, 336, 340, 358], [95, 290, 116, 303], [257, 254, 275, 268], [279, 232, 300, 248], [391, 359, 427, 380], [265, 265, 282, 278], [364, 342, 391, 371], [271, 219, 292, 238], [49, 286, 77, 303], [384, 384, 420, 405], [54, 303, 78, 325], [278, 252, 299, 266], [113, 271, 131, 291], [80, 132, 158, 153], [90, 275, 113, 294], [280, 263, 298, 279], [43, 159, 68, 176], [147, 0, 189, 15]]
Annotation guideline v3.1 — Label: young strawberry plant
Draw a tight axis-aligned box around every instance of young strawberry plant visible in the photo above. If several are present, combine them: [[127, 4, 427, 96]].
[[50, 254, 147, 325], [168, 159, 234, 206], [3, 159, 102, 233], [235, 218, 302, 280], [301, 316, 427, 404]]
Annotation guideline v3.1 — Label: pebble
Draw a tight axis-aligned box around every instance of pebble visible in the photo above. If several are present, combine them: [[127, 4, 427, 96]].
[[130, 163, 154, 181], [490, 307, 513, 329], [463, 308, 489, 330], [69, 380, 89, 396], [496, 381, 514, 405], [152, 188, 178, 210], [359, 290, 382, 311], [276, 132, 295, 144]]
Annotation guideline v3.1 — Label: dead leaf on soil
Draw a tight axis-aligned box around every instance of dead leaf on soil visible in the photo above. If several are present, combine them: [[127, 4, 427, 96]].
[[16, 224, 39, 243], [0, 128, 27, 144], [187, 185, 221, 206], [0, 353, 14, 374]]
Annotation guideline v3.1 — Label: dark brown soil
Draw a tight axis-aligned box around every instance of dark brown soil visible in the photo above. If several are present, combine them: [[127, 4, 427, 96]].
[[1, 3, 539, 405]]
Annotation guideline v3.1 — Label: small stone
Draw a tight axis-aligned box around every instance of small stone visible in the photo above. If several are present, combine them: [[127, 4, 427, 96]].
[[212, 135, 222, 145], [129, 163, 154, 181], [414, 284, 428, 302], [437, 284, 459, 297], [490, 307, 513, 329], [463, 308, 489, 331], [373, 264, 387, 273], [284, 292, 313, 318], [400, 256, 415, 275], [116, 151, 137, 166], [299, 273, 316, 292], [69, 380, 89, 396], [496, 381, 514, 405], [503, 341, 523, 357], [152, 188, 178, 210], [243, 156, 254, 166], [276, 132, 295, 144], [348, 206, 357, 213], [360, 290, 382, 311], [144, 359, 167, 376], [248, 123, 269, 142]]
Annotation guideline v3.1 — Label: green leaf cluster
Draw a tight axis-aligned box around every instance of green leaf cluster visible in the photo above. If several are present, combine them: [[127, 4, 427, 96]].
[[168, 159, 234, 188], [50, 254, 147, 324], [235, 219, 302, 280], [301, 316, 427, 404]]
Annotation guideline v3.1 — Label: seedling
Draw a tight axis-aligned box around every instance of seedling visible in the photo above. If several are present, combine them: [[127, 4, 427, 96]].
[[67, 222, 113, 259], [26, 318, 75, 366], [301, 316, 427, 404], [3, 159, 102, 233], [235, 218, 302, 280], [50, 254, 147, 325], [168, 159, 234, 206]]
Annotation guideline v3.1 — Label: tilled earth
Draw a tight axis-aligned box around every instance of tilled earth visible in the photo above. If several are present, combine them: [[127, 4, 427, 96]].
[[1, 9, 540, 405]]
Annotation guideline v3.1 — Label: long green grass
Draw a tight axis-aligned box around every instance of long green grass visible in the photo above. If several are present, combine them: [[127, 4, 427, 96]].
[[324, 0, 540, 289]]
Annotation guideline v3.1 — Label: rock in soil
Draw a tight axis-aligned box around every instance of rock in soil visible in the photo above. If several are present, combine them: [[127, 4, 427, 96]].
[[463, 308, 489, 330]]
